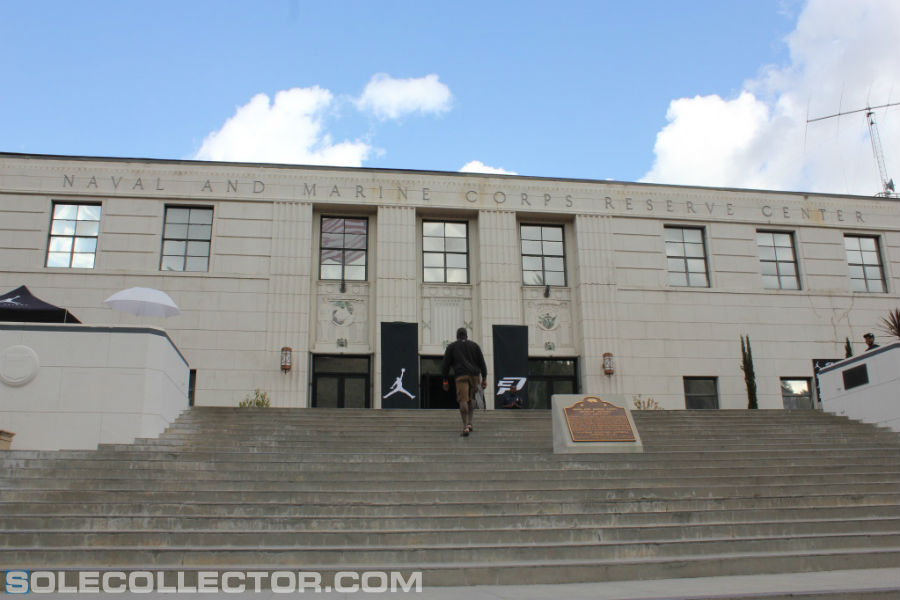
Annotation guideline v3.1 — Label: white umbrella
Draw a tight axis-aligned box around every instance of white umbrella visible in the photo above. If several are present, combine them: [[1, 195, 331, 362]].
[[103, 287, 180, 318]]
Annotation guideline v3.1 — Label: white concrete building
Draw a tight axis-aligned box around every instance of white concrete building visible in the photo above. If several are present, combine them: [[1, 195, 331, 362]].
[[1, 152, 898, 411]]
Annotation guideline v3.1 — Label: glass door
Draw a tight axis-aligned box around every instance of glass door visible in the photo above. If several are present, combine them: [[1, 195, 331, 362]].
[[312, 355, 370, 408]]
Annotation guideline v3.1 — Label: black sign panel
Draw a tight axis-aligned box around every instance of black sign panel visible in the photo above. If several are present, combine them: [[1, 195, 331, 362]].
[[381, 322, 419, 409], [493, 324, 528, 409]]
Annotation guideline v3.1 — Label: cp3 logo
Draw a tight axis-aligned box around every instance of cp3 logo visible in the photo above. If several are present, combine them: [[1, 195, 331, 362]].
[[496, 376, 527, 396]]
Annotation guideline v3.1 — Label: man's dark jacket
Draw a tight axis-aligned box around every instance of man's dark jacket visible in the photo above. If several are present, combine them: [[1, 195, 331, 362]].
[[441, 339, 487, 380]]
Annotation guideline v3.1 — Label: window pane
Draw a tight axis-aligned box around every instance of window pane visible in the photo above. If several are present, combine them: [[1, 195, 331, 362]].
[[445, 238, 467, 252], [849, 278, 868, 292], [523, 271, 544, 285], [185, 256, 209, 272], [446, 268, 468, 283], [844, 236, 860, 250], [321, 264, 342, 279], [344, 234, 367, 249], [775, 246, 794, 261], [683, 228, 702, 243], [446, 253, 467, 269], [71, 253, 95, 268], [545, 271, 566, 286], [166, 208, 190, 223], [521, 226, 542, 240], [686, 258, 706, 273], [423, 268, 444, 282], [522, 240, 542, 255], [773, 233, 792, 247], [758, 246, 776, 261], [77, 205, 101, 221], [344, 266, 366, 280], [688, 272, 708, 287], [47, 253, 70, 267], [756, 232, 774, 246], [161, 255, 184, 271], [684, 243, 705, 258], [542, 226, 563, 241], [523, 256, 543, 271], [75, 221, 99, 236], [190, 209, 213, 225], [544, 256, 564, 272], [163, 240, 186, 255], [322, 218, 343, 233], [847, 265, 864, 280], [779, 262, 796, 277], [781, 277, 799, 290], [445, 223, 467, 237], [54, 204, 77, 219], [543, 241, 564, 256], [665, 228, 683, 242], [187, 224, 212, 240], [423, 222, 444, 237], [424, 253, 444, 267], [423, 237, 444, 252], [344, 219, 367, 234], [321, 233, 344, 248], [861, 251, 879, 265], [73, 237, 96, 253], [868, 279, 885, 293], [187, 241, 209, 256], [321, 249, 342, 265], [165, 223, 188, 239], [665, 242, 683, 257], [858, 237, 876, 251], [760, 261, 777, 276], [345, 250, 366, 266], [51, 220, 75, 236], [49, 237, 72, 252]]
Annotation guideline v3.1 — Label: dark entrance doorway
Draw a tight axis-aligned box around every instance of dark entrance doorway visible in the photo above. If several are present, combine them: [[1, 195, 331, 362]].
[[312, 355, 370, 408], [526, 358, 579, 409], [419, 356, 458, 409]]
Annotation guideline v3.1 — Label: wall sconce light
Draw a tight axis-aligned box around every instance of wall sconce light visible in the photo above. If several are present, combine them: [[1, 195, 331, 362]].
[[603, 352, 615, 376], [280, 347, 293, 373]]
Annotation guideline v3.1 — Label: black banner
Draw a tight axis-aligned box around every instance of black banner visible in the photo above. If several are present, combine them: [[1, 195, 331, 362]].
[[381, 322, 419, 409], [493, 324, 529, 409]]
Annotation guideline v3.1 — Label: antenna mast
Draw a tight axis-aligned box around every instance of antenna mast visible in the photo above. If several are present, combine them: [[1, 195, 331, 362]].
[[807, 101, 899, 198], [865, 109, 895, 197]]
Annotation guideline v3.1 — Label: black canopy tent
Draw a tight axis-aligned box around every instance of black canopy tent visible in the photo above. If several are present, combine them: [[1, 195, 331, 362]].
[[0, 285, 81, 323]]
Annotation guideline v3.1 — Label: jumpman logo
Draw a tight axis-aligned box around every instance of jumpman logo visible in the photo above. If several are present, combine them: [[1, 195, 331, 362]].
[[0, 295, 22, 306], [383, 368, 415, 399]]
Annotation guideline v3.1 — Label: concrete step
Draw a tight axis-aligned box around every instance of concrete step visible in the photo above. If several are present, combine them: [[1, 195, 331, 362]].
[[4, 508, 897, 532]]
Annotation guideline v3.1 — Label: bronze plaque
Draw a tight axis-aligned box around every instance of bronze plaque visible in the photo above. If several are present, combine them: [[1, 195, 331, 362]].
[[564, 397, 636, 442]]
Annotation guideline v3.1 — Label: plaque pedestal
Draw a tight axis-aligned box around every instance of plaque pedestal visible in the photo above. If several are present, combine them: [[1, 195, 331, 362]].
[[551, 394, 644, 454]]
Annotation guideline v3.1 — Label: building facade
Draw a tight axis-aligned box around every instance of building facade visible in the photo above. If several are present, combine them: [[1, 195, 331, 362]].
[[1, 153, 898, 410]]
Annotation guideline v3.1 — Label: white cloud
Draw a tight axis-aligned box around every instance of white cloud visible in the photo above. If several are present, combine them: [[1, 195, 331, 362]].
[[459, 160, 518, 175], [356, 73, 453, 120], [193, 87, 371, 166], [642, 0, 900, 196]]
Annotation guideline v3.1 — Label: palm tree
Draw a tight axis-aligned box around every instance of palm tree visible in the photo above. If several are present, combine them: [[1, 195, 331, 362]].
[[879, 308, 900, 340]]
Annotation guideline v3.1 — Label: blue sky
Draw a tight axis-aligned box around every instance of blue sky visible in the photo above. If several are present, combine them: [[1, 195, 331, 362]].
[[1, 0, 898, 196]]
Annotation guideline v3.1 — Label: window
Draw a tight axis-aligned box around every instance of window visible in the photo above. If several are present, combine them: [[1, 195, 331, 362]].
[[780, 378, 812, 409], [46, 203, 101, 268], [320, 217, 368, 281], [844, 235, 885, 292], [684, 377, 718, 409], [665, 227, 709, 287], [527, 358, 578, 410], [423, 221, 468, 283], [842, 364, 869, 390], [161, 207, 213, 272], [520, 224, 566, 286], [757, 231, 799, 290], [311, 355, 370, 408]]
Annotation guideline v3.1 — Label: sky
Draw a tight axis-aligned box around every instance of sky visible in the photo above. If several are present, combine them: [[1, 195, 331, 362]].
[[1, 0, 898, 197]]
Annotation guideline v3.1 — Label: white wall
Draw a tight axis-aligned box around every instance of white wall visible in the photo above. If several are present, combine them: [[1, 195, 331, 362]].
[[0, 324, 189, 450], [818, 342, 900, 432]]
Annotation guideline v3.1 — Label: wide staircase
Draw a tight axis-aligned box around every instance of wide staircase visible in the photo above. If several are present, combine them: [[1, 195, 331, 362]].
[[1, 407, 898, 596]]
